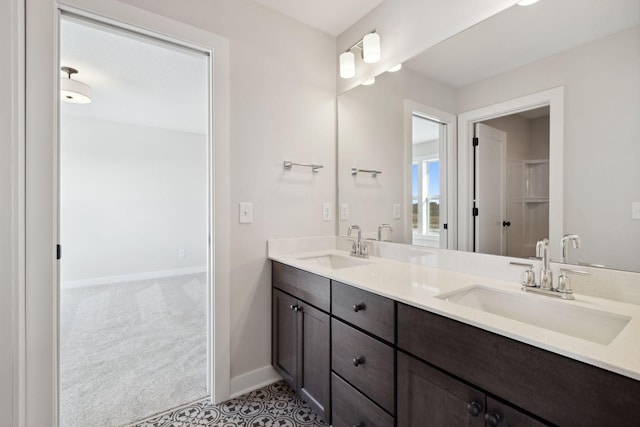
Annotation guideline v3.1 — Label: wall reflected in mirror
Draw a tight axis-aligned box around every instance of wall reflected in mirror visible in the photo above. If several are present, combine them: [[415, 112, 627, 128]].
[[337, 0, 640, 272]]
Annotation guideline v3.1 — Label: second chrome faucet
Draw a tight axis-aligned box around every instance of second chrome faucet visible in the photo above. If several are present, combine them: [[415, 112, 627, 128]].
[[347, 225, 368, 258]]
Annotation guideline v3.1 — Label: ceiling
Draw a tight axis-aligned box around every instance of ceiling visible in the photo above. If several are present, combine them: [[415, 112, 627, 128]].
[[405, 0, 640, 88], [250, 0, 384, 36], [60, 16, 209, 134]]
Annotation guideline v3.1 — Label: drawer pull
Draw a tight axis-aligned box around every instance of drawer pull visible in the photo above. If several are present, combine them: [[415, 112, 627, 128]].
[[485, 412, 502, 426], [352, 356, 365, 367], [467, 401, 482, 417], [353, 303, 366, 312]]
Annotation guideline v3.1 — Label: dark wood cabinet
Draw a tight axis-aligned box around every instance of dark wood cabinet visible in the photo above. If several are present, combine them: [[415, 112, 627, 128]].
[[398, 351, 485, 427], [272, 287, 330, 423], [331, 373, 393, 427], [331, 280, 395, 343], [398, 352, 547, 427], [272, 289, 298, 388]]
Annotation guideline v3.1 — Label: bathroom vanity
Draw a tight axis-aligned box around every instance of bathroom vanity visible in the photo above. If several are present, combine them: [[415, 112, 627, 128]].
[[270, 240, 640, 427]]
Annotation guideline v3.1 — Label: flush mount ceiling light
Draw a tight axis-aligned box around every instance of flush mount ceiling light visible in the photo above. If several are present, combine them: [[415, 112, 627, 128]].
[[339, 30, 381, 79], [60, 66, 92, 104], [517, 0, 540, 5]]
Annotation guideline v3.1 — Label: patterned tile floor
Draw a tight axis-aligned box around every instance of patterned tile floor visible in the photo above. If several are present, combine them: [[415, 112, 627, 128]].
[[129, 381, 328, 427]]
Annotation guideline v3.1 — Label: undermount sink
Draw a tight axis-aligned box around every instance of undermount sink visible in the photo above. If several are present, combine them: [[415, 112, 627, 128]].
[[297, 254, 370, 270], [437, 286, 630, 345]]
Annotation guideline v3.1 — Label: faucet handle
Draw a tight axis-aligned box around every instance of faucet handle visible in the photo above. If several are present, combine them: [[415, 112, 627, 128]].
[[557, 268, 590, 294], [510, 262, 536, 287]]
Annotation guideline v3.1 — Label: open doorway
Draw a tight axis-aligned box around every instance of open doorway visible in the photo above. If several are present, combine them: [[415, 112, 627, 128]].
[[473, 107, 550, 258], [59, 14, 211, 426]]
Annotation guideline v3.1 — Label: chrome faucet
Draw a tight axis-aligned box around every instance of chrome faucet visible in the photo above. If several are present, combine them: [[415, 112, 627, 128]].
[[378, 224, 392, 242], [536, 238, 553, 290], [348, 225, 368, 258], [560, 234, 581, 264]]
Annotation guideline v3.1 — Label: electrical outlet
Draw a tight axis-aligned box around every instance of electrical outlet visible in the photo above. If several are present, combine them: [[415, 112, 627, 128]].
[[393, 204, 401, 219], [322, 203, 332, 221], [239, 202, 253, 224], [632, 202, 640, 220], [340, 203, 349, 221]]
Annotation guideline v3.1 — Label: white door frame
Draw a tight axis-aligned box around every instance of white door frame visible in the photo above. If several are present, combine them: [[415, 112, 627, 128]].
[[457, 87, 564, 260], [404, 100, 457, 249], [24, 0, 231, 425]]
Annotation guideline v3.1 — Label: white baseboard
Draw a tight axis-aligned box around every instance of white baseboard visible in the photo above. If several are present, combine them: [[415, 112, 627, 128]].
[[229, 365, 281, 399], [61, 266, 207, 289]]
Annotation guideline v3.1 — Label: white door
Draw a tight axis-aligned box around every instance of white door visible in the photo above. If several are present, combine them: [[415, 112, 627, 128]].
[[474, 123, 506, 255]]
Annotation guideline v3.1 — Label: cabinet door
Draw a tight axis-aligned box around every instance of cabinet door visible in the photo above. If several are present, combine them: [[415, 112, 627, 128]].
[[298, 301, 330, 423], [398, 352, 484, 427], [272, 289, 298, 389], [485, 397, 551, 427]]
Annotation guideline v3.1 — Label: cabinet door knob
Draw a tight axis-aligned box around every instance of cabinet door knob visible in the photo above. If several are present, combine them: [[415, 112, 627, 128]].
[[352, 424, 364, 427], [466, 401, 482, 417], [289, 304, 302, 312], [289, 304, 296, 311], [352, 356, 364, 367], [353, 303, 366, 312], [485, 412, 502, 426]]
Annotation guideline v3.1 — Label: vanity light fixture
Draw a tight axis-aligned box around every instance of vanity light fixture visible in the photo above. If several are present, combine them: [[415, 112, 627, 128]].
[[517, 0, 540, 6], [60, 66, 92, 104], [387, 64, 402, 72], [339, 30, 381, 79], [339, 51, 356, 79], [361, 77, 376, 86]]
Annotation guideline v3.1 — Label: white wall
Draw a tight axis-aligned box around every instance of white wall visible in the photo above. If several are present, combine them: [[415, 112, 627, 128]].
[[60, 115, 207, 286], [457, 26, 640, 271], [336, 0, 516, 92], [115, 0, 337, 381], [338, 67, 456, 243]]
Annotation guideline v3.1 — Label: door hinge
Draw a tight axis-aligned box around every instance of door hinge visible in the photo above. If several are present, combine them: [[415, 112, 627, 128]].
[[472, 207, 479, 217], [472, 137, 479, 147], [443, 223, 448, 230], [56, 244, 62, 260]]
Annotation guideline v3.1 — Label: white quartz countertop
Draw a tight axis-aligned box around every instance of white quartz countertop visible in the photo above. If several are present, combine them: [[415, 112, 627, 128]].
[[269, 248, 640, 381]]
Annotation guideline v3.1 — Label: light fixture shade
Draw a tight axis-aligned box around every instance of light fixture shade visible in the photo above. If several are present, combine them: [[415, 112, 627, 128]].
[[60, 78, 92, 104], [363, 32, 381, 64], [361, 77, 375, 86], [340, 51, 356, 79], [387, 64, 402, 73]]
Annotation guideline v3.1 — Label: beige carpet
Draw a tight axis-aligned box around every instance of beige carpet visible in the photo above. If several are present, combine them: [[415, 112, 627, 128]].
[[59, 273, 208, 427]]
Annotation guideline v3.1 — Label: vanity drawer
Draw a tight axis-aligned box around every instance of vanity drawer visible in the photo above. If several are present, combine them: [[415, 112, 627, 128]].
[[331, 318, 395, 413], [272, 262, 330, 312], [332, 280, 395, 343], [332, 373, 393, 427]]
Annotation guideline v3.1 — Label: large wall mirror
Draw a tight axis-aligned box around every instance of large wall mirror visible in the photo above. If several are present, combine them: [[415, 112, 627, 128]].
[[338, 0, 640, 272]]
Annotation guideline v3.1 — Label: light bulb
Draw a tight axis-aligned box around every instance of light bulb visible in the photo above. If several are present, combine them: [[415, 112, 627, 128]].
[[361, 77, 375, 86], [387, 64, 402, 73], [340, 51, 355, 79], [517, 0, 539, 6], [362, 33, 381, 64]]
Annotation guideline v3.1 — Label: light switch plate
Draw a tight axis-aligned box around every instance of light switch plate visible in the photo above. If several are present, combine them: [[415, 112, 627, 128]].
[[393, 204, 401, 219], [340, 203, 349, 221], [322, 203, 332, 221], [632, 202, 640, 220], [239, 202, 253, 224]]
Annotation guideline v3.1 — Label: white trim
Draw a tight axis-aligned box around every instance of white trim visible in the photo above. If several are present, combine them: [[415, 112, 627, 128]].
[[229, 366, 281, 399], [60, 267, 208, 289], [25, 1, 231, 426], [404, 100, 457, 249], [457, 87, 564, 260]]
